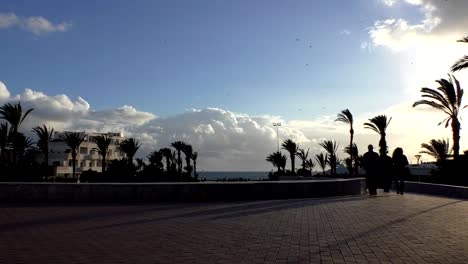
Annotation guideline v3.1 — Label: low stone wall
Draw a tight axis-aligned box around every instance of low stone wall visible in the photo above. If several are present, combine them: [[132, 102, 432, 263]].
[[406, 181, 468, 199], [0, 178, 365, 202]]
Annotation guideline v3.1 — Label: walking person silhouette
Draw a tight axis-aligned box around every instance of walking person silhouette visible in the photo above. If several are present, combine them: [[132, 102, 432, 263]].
[[392, 147, 409, 195], [363, 144, 380, 197]]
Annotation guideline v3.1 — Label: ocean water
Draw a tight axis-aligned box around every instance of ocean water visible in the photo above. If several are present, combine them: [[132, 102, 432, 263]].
[[198, 171, 269, 181]]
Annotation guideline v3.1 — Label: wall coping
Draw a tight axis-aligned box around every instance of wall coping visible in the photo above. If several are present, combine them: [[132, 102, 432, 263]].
[[406, 181, 468, 190]]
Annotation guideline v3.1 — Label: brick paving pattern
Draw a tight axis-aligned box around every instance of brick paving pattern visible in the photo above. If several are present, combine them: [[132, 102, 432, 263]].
[[1, 193, 468, 263]]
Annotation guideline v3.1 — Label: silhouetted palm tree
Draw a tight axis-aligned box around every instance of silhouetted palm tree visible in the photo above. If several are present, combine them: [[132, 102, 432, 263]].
[[181, 143, 193, 176], [420, 139, 450, 163], [266, 151, 287, 173], [160, 147, 173, 171], [413, 75, 466, 159], [336, 109, 355, 175], [10, 132, 34, 161], [59, 132, 85, 179], [315, 153, 328, 176], [319, 140, 339, 175], [364, 115, 392, 156], [135, 158, 145, 172], [344, 143, 359, 175], [0, 122, 8, 165], [0, 103, 34, 134], [91, 135, 112, 174], [296, 148, 309, 171], [191, 152, 198, 180], [281, 139, 298, 173], [118, 138, 141, 165], [452, 37, 468, 72], [305, 158, 314, 172], [0, 103, 33, 165], [32, 125, 54, 168], [148, 150, 163, 170], [171, 141, 186, 175]]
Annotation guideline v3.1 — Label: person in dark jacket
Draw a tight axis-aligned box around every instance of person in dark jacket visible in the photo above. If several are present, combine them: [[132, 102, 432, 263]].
[[392, 147, 409, 195], [380, 153, 393, 193], [363, 144, 380, 196]]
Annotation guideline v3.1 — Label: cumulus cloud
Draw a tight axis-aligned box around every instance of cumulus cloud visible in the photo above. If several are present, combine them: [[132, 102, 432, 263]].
[[0, 12, 71, 35], [0, 82, 467, 170], [339, 29, 351, 35]]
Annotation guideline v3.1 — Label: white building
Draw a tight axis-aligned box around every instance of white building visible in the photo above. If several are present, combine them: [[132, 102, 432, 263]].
[[49, 132, 126, 177]]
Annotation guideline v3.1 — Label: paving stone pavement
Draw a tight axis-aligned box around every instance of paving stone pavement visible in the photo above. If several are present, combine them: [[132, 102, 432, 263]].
[[1, 192, 468, 263]]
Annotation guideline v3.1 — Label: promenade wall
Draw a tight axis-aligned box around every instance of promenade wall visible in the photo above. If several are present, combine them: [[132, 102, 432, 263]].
[[0, 178, 365, 202]]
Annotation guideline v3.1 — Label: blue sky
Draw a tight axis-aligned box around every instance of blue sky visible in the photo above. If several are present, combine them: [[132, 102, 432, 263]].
[[1, 0, 467, 170], [0, 0, 415, 118]]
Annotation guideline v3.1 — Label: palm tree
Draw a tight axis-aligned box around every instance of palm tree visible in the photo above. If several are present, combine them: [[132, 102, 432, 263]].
[[451, 37, 468, 72], [0, 103, 34, 134], [118, 138, 141, 165], [160, 147, 173, 171], [10, 132, 34, 160], [315, 153, 328, 176], [147, 150, 163, 170], [281, 139, 299, 173], [135, 158, 145, 172], [413, 75, 466, 159], [191, 152, 198, 180], [336, 109, 354, 175], [171, 141, 186, 175], [59, 132, 85, 179], [0, 103, 34, 165], [344, 143, 359, 175], [0, 122, 8, 165], [420, 139, 450, 163], [296, 148, 309, 171], [181, 143, 193, 176], [319, 140, 339, 175], [305, 158, 314, 173], [91, 135, 112, 174], [364, 115, 392, 156], [266, 151, 287, 173], [32, 125, 54, 163]]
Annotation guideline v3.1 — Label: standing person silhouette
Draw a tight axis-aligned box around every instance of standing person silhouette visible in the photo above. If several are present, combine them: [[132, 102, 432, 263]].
[[380, 153, 393, 193], [392, 147, 409, 195], [363, 144, 380, 196]]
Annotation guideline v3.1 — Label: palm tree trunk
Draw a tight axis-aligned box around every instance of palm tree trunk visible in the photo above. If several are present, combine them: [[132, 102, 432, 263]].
[[349, 129, 354, 177], [193, 161, 197, 180], [101, 155, 106, 174], [45, 150, 49, 179], [290, 155, 295, 173], [72, 151, 77, 179], [452, 118, 460, 159]]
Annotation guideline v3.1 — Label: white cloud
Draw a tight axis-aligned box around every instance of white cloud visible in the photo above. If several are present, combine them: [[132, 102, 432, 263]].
[[340, 29, 351, 35], [0, 12, 71, 35], [0, 83, 467, 170]]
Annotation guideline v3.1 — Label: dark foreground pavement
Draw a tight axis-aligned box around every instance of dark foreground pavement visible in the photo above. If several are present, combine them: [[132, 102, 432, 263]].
[[1, 193, 468, 264]]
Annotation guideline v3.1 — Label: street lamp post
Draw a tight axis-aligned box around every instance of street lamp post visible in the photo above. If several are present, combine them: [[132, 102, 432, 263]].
[[273, 122, 282, 152]]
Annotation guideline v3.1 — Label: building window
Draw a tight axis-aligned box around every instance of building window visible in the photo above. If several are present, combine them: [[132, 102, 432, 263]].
[[68, 160, 72, 166], [80, 147, 88, 154], [80, 161, 85, 168], [89, 161, 93, 167]]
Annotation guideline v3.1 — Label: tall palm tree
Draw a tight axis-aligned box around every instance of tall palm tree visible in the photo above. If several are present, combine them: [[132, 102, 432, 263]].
[[118, 138, 141, 165], [281, 139, 299, 173], [160, 147, 173, 171], [0, 103, 34, 165], [0, 122, 8, 165], [451, 37, 468, 72], [10, 132, 34, 161], [319, 140, 339, 175], [91, 135, 112, 174], [266, 151, 287, 173], [315, 153, 328, 176], [171, 141, 186, 175], [32, 125, 54, 167], [420, 139, 450, 163], [305, 158, 314, 173], [147, 150, 163, 170], [344, 143, 359, 175], [181, 143, 193, 176], [364, 115, 392, 156], [59, 132, 85, 179], [191, 152, 198, 180], [0, 103, 34, 134], [296, 148, 309, 171], [336, 109, 354, 175], [413, 75, 466, 159]]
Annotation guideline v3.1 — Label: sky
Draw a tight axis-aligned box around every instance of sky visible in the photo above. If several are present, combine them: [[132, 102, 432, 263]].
[[1, 0, 468, 171]]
